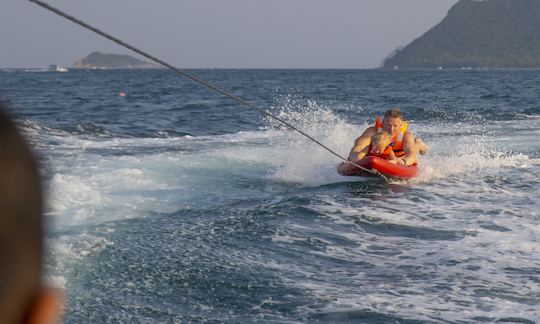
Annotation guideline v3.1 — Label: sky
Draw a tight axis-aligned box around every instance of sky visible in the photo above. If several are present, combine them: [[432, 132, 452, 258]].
[[1, 0, 458, 69]]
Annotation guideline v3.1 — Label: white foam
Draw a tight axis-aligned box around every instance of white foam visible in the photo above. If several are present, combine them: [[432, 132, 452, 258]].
[[45, 276, 67, 290], [415, 151, 535, 183], [50, 233, 114, 260], [48, 174, 103, 212], [30, 98, 538, 233]]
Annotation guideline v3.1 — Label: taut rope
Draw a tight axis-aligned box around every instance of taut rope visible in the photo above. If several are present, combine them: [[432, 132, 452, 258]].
[[29, 0, 386, 181]]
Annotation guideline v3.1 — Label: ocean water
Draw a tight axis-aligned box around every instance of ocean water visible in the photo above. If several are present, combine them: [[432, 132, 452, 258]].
[[1, 69, 539, 323]]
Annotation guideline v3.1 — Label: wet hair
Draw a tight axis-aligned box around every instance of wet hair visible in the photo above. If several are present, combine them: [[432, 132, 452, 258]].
[[371, 131, 393, 147], [384, 108, 403, 120], [0, 105, 43, 324]]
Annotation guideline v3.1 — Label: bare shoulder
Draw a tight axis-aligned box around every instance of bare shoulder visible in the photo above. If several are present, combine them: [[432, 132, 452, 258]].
[[353, 126, 376, 144], [403, 131, 415, 140], [360, 126, 377, 138]]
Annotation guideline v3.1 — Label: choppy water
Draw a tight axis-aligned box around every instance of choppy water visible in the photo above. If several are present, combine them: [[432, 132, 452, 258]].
[[1, 69, 539, 323]]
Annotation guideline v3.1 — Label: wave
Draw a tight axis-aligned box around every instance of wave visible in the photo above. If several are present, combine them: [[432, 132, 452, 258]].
[[33, 96, 539, 323], [27, 97, 537, 230]]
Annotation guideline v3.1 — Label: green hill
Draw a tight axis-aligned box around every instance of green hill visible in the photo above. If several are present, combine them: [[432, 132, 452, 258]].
[[383, 0, 540, 69]]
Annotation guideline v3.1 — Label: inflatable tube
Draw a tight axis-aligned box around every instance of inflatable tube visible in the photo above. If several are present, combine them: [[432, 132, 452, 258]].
[[337, 156, 418, 179]]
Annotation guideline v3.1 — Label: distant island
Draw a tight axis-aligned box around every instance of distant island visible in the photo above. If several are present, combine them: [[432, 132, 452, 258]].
[[383, 0, 540, 69], [73, 52, 161, 69]]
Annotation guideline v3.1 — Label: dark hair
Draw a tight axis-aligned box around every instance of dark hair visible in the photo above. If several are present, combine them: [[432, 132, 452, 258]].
[[384, 108, 403, 120], [0, 105, 43, 323]]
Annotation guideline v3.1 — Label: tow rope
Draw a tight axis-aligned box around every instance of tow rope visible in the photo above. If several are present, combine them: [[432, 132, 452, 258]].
[[29, 0, 388, 182]]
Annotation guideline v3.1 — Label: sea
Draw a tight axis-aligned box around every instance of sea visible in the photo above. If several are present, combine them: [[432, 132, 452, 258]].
[[1, 69, 539, 323]]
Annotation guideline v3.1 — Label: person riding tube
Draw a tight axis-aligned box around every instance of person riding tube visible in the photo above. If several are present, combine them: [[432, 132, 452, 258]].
[[348, 108, 428, 166]]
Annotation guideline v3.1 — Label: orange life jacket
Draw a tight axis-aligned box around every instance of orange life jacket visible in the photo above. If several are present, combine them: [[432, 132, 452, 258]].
[[375, 116, 408, 157], [367, 144, 393, 160]]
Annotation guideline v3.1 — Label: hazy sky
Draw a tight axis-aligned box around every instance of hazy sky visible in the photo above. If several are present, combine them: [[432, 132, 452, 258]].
[[2, 0, 458, 68]]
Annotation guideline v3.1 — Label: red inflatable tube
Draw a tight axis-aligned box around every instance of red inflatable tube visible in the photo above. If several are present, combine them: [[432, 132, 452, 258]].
[[337, 156, 418, 180]]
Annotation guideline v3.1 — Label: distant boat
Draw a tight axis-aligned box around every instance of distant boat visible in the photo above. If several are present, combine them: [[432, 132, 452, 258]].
[[49, 64, 68, 72]]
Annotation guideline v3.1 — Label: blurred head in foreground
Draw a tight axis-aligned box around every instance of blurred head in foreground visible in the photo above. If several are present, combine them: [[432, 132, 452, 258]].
[[0, 104, 61, 323]]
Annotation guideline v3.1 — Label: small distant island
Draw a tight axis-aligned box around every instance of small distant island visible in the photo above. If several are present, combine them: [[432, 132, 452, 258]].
[[73, 52, 161, 69], [383, 0, 540, 69]]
